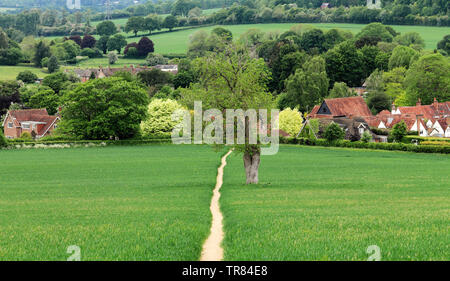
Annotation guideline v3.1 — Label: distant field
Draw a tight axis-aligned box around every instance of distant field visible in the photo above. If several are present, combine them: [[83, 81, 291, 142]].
[[126, 23, 450, 54], [0, 65, 49, 80], [0, 145, 219, 260], [44, 22, 449, 55], [221, 146, 450, 260]]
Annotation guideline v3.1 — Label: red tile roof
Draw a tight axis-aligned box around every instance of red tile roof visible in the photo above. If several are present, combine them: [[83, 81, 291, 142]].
[[4, 109, 59, 137], [310, 96, 372, 118]]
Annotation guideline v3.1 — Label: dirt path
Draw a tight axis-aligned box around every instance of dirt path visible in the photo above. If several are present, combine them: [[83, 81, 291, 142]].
[[200, 150, 233, 261]]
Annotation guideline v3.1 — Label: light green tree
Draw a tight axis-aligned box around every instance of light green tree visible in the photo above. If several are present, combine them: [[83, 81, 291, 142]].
[[279, 108, 303, 137], [140, 99, 184, 135]]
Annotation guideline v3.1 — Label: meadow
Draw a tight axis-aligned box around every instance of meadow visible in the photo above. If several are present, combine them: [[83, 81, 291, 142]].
[[0, 145, 220, 260], [221, 145, 450, 261]]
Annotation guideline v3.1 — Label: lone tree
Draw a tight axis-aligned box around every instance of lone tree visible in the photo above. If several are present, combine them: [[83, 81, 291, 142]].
[[96, 21, 117, 37], [179, 44, 274, 184]]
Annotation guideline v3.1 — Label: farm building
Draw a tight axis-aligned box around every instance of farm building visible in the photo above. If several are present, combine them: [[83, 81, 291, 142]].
[[2, 109, 59, 139]]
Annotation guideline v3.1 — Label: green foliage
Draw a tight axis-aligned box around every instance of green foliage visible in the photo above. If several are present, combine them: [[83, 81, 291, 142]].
[[404, 53, 450, 105], [16, 70, 37, 83], [390, 120, 408, 142], [356, 23, 394, 43], [361, 130, 372, 143], [324, 41, 364, 87], [324, 122, 345, 142], [0, 80, 21, 115], [163, 15, 178, 31], [80, 48, 103, 58], [279, 108, 303, 137], [107, 34, 127, 54], [96, 21, 117, 37], [0, 47, 22, 66], [146, 53, 169, 66], [394, 32, 425, 49], [280, 56, 329, 112], [212, 27, 233, 41], [0, 130, 8, 148], [437, 35, 450, 55], [33, 41, 50, 67], [47, 56, 59, 73], [108, 51, 118, 65], [125, 16, 145, 37], [19, 131, 32, 140], [388, 45, 418, 69], [59, 77, 149, 140], [140, 98, 184, 135], [96, 36, 110, 55], [138, 68, 172, 89], [328, 82, 355, 98], [42, 72, 69, 94], [28, 88, 59, 115]]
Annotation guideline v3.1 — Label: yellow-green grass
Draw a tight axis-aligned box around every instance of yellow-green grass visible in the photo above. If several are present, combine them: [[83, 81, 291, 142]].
[[221, 145, 450, 261], [0, 64, 50, 81], [0, 145, 220, 261]]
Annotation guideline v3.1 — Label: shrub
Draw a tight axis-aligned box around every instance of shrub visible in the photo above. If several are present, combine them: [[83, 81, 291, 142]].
[[390, 120, 408, 142], [125, 47, 139, 58], [80, 48, 103, 58], [146, 53, 169, 66], [361, 130, 372, 143], [279, 108, 303, 137], [140, 99, 184, 135], [0, 130, 8, 148], [17, 71, 38, 84], [20, 132, 32, 140], [108, 51, 118, 65], [47, 56, 59, 73], [324, 123, 345, 142]]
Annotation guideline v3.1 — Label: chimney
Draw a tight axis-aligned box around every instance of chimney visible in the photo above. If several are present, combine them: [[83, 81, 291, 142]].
[[433, 97, 438, 109], [391, 102, 396, 114], [416, 98, 421, 106]]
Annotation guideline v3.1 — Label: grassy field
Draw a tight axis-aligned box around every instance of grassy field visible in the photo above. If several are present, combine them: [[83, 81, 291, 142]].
[[221, 145, 450, 261], [0, 145, 220, 261], [0, 64, 50, 81], [134, 23, 450, 53]]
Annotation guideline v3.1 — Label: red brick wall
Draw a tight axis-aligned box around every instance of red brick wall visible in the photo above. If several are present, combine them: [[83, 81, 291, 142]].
[[3, 116, 19, 139]]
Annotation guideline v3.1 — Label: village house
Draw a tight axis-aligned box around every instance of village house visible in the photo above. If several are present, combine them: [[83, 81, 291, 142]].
[[2, 109, 59, 139], [309, 96, 373, 119], [68, 64, 179, 82]]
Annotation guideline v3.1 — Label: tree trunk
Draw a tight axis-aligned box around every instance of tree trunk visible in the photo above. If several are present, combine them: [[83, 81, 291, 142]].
[[243, 150, 260, 184]]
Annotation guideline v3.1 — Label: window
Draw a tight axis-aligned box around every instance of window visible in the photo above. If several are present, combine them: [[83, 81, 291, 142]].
[[372, 0, 376, 4], [359, 128, 365, 135], [22, 123, 30, 129], [8, 122, 13, 128], [322, 108, 326, 113]]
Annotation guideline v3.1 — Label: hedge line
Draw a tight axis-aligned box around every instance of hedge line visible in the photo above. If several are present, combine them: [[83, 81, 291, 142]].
[[280, 137, 450, 154], [402, 136, 450, 144], [4, 139, 172, 149]]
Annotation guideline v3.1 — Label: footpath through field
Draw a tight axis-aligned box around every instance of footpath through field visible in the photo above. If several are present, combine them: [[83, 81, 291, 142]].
[[200, 150, 233, 261]]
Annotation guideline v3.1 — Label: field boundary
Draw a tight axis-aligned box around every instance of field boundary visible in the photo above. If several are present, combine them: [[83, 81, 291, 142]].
[[200, 150, 233, 261]]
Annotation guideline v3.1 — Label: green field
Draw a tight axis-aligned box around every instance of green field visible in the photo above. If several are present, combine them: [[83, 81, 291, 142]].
[[0, 145, 219, 260], [221, 145, 450, 260], [137, 23, 450, 54], [0, 144, 449, 260], [0, 64, 50, 81]]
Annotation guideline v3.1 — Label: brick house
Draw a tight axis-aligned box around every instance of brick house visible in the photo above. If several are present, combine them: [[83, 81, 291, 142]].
[[309, 96, 373, 119], [2, 109, 60, 139]]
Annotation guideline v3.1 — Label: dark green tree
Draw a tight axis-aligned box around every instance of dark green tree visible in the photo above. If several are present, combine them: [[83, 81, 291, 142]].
[[96, 21, 117, 37]]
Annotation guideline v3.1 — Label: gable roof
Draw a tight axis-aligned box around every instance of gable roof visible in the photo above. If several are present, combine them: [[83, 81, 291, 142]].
[[2, 109, 59, 136], [320, 96, 372, 117]]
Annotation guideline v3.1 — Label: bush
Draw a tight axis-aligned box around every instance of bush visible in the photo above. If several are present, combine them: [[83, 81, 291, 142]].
[[140, 98, 184, 135], [80, 48, 103, 58], [16, 71, 38, 84], [0, 130, 8, 148], [390, 120, 408, 142], [41, 57, 49, 67], [146, 53, 169, 66], [108, 51, 118, 65], [361, 131, 372, 143], [324, 123, 345, 142], [47, 56, 59, 73], [279, 108, 303, 137], [20, 132, 32, 140], [125, 47, 139, 58]]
